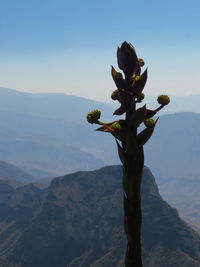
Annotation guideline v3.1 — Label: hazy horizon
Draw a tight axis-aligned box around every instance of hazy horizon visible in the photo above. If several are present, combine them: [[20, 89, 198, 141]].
[[1, 86, 200, 104]]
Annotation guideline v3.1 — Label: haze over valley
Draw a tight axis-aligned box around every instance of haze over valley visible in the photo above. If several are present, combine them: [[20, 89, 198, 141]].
[[0, 87, 199, 235]]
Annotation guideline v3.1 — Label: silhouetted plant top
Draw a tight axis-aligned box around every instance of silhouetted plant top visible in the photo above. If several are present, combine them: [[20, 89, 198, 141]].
[[86, 41, 170, 144]]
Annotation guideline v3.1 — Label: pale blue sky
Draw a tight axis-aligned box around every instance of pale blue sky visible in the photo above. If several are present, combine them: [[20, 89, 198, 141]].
[[0, 0, 200, 101]]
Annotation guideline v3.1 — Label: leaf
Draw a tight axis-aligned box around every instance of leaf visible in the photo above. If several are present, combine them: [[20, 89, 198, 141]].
[[137, 118, 159, 145], [145, 109, 157, 119], [111, 131, 125, 141], [111, 66, 125, 90], [96, 120, 126, 141], [113, 106, 125, 115], [111, 65, 119, 78], [96, 123, 114, 132], [132, 68, 148, 95], [117, 46, 123, 70], [129, 105, 146, 127]]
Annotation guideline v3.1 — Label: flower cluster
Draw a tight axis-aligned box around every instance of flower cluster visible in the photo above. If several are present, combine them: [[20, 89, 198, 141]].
[[86, 110, 101, 124]]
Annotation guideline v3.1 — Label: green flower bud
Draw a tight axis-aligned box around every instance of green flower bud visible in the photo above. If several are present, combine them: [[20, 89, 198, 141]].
[[157, 95, 170, 106], [144, 118, 155, 127], [112, 121, 122, 130], [137, 58, 145, 67], [111, 90, 120, 101], [86, 110, 101, 124], [136, 93, 145, 102]]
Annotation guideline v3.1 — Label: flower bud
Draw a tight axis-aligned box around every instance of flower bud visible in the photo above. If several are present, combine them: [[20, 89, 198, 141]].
[[111, 121, 122, 130], [117, 41, 138, 78], [86, 110, 101, 124], [135, 75, 141, 81], [111, 90, 120, 101], [157, 95, 170, 106], [111, 121, 125, 141], [144, 118, 156, 128], [136, 93, 145, 102], [137, 58, 145, 67]]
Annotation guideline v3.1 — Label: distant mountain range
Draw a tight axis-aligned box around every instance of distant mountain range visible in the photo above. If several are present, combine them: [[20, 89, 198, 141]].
[[0, 87, 115, 177], [0, 87, 200, 233], [0, 160, 35, 184], [144, 112, 200, 233], [0, 87, 200, 178], [0, 165, 200, 267]]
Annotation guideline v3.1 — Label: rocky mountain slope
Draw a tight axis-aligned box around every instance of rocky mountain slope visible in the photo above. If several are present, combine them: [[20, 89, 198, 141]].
[[0, 87, 200, 237], [0, 166, 199, 267]]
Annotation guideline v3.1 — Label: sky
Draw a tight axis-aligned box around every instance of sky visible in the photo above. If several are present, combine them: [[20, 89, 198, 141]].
[[0, 0, 200, 101]]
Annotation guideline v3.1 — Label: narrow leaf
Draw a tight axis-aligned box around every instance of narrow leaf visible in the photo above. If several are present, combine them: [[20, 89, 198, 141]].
[[129, 105, 146, 127], [96, 124, 113, 132], [111, 66, 125, 90], [117, 46, 122, 70], [145, 109, 157, 119], [111, 65, 119, 78], [133, 68, 148, 95], [137, 118, 159, 145], [113, 106, 125, 115]]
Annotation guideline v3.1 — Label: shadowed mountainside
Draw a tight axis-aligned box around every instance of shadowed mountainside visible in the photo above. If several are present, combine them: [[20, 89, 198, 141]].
[[0, 166, 199, 267]]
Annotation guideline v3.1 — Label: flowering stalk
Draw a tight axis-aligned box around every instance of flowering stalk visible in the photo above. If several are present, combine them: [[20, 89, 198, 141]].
[[86, 42, 170, 266]]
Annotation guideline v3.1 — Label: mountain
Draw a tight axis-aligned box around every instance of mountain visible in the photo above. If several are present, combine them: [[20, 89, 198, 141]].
[[1, 88, 200, 119], [0, 160, 35, 183], [0, 87, 114, 177], [144, 112, 200, 233], [0, 87, 200, 232], [145, 112, 200, 181], [1, 87, 200, 180], [0, 126, 105, 178], [0, 87, 114, 124], [0, 166, 199, 267]]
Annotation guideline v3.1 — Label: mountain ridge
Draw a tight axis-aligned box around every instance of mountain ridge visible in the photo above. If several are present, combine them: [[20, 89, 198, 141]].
[[0, 165, 199, 266], [0, 86, 200, 235], [0, 160, 35, 183]]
